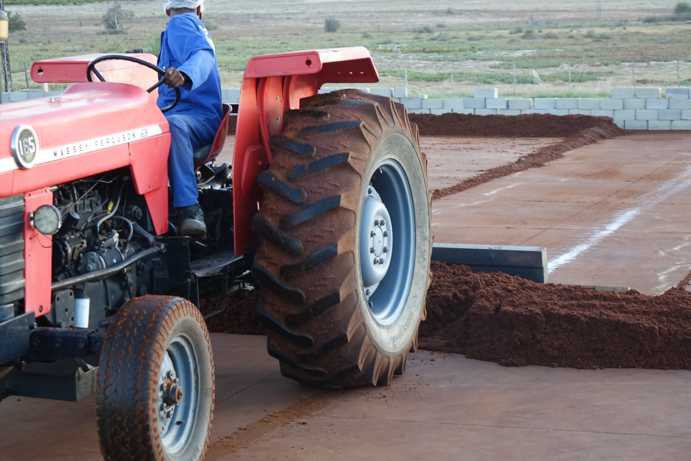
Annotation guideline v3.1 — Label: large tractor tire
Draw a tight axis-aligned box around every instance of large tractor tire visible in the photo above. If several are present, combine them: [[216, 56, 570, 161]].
[[97, 296, 215, 461], [253, 89, 431, 388]]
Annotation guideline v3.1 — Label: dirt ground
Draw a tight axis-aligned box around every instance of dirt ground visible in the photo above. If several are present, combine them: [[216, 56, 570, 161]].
[[5, 115, 691, 460], [210, 114, 691, 373], [3, 335, 690, 461]]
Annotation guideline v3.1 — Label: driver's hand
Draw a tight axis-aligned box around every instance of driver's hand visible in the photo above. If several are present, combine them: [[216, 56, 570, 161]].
[[163, 68, 187, 88]]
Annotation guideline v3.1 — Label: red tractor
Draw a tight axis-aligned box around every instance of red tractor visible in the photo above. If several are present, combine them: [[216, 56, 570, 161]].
[[0, 47, 431, 460]]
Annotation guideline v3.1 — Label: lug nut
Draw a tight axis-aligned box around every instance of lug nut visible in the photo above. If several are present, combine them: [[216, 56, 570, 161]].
[[383, 247, 388, 253], [370, 247, 375, 254], [370, 230, 376, 237], [383, 231, 389, 237]]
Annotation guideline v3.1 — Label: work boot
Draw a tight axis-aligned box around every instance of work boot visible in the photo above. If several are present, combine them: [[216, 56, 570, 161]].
[[176, 205, 207, 238]]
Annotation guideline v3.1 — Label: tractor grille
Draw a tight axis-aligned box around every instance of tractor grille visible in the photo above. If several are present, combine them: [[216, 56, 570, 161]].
[[0, 196, 25, 304]]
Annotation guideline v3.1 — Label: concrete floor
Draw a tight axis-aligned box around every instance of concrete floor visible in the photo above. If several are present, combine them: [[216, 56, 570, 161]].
[[3, 132, 691, 460], [432, 132, 691, 293], [2, 334, 690, 461]]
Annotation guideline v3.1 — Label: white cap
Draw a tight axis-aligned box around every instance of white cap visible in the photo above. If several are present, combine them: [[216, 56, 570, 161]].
[[165, 0, 204, 11]]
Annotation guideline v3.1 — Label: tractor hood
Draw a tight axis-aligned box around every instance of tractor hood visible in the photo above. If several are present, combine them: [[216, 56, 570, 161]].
[[0, 82, 168, 197]]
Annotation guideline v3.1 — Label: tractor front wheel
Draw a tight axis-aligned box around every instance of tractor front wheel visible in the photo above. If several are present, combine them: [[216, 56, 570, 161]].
[[97, 296, 215, 461], [253, 90, 432, 387]]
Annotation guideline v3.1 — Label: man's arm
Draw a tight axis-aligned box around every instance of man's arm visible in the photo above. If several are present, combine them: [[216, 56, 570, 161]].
[[177, 49, 215, 90], [162, 16, 216, 89]]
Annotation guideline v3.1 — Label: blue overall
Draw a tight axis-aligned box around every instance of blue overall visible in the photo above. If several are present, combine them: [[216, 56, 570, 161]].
[[158, 13, 223, 208]]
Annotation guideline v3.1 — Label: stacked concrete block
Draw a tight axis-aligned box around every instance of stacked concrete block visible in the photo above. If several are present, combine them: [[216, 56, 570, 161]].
[[683, 110, 691, 120], [666, 87, 690, 98], [422, 98, 443, 113], [625, 120, 648, 130], [222, 88, 241, 103], [670, 98, 691, 109], [611, 88, 636, 99], [672, 121, 691, 129], [635, 109, 658, 121], [463, 97, 486, 110], [534, 98, 556, 110], [645, 98, 668, 109], [399, 97, 424, 111], [614, 109, 635, 121], [508, 98, 532, 110], [497, 109, 522, 116], [634, 87, 662, 99], [578, 98, 600, 110], [623, 98, 645, 110], [649, 120, 672, 130], [486, 98, 508, 110], [391, 87, 408, 98], [441, 98, 464, 113], [600, 99, 623, 110], [474, 88, 499, 98], [475, 109, 497, 116], [369, 87, 393, 97], [658, 109, 682, 121], [555, 99, 578, 110]]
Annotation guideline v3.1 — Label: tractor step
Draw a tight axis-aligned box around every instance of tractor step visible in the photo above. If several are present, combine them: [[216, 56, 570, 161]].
[[1, 359, 97, 402], [190, 250, 246, 278]]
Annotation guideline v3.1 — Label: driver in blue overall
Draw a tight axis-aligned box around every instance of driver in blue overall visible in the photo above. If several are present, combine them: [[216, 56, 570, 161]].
[[159, 0, 222, 237]]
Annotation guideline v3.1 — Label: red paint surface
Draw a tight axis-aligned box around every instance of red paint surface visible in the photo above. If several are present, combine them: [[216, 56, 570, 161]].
[[232, 47, 379, 255], [31, 53, 159, 92], [0, 82, 169, 197], [24, 189, 53, 317]]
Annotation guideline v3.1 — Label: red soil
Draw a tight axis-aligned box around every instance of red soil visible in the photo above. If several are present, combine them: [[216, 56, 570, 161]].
[[409, 113, 616, 138], [421, 262, 691, 369], [204, 262, 691, 370], [424, 116, 623, 200]]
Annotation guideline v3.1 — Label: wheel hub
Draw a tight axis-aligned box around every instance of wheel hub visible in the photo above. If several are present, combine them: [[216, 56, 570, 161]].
[[157, 336, 199, 454], [360, 186, 393, 290], [158, 359, 181, 433]]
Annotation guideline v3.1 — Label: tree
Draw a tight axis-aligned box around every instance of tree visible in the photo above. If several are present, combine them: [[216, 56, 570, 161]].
[[675, 2, 691, 15]]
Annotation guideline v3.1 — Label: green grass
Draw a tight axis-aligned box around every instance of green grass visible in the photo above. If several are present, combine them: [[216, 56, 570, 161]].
[[2, 0, 690, 97], [6, 0, 107, 4]]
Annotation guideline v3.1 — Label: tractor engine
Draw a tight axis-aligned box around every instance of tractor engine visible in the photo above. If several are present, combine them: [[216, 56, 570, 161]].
[[48, 172, 154, 329]]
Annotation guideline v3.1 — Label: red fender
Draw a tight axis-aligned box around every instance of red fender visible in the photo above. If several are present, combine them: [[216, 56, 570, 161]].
[[232, 47, 379, 255]]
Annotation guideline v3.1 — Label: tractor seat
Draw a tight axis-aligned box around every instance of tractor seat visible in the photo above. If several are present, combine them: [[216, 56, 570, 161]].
[[193, 103, 232, 167]]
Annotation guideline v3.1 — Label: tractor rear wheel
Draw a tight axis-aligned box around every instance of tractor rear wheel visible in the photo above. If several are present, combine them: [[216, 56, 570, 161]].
[[97, 296, 214, 461], [253, 89, 431, 387]]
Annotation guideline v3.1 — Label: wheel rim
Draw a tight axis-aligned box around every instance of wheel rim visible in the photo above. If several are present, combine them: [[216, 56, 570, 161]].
[[158, 334, 200, 455], [359, 159, 416, 326]]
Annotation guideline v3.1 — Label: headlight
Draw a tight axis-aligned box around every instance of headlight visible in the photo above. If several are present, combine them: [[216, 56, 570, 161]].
[[30, 204, 62, 236]]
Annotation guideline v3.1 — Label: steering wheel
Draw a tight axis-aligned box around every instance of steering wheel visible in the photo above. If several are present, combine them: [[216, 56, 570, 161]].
[[86, 54, 181, 113]]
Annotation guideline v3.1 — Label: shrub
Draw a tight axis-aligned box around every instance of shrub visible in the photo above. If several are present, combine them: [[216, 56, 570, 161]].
[[102, 3, 134, 34], [675, 2, 691, 15], [521, 29, 536, 39], [8, 11, 26, 32], [414, 25, 434, 34], [324, 17, 341, 33]]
